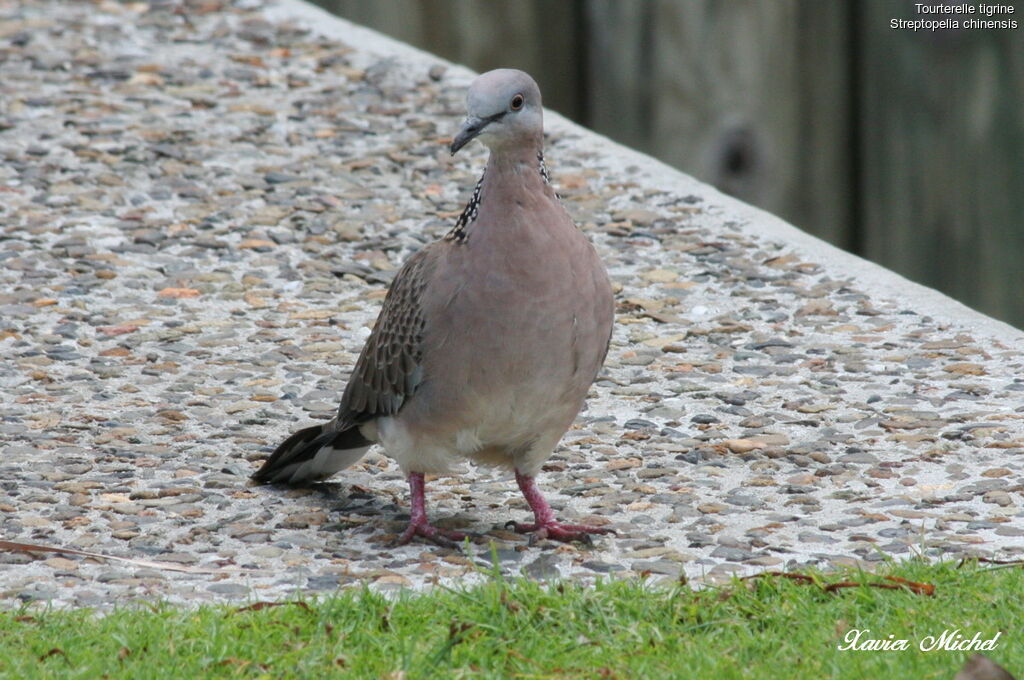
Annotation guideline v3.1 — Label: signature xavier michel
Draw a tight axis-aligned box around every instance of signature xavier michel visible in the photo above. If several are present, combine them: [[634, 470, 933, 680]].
[[838, 628, 1003, 652]]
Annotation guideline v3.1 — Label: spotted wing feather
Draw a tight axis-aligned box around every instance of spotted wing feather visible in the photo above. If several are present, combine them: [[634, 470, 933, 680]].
[[338, 246, 434, 425]]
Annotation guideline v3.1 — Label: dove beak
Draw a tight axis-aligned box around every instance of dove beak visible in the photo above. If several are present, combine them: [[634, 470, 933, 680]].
[[450, 113, 505, 155]]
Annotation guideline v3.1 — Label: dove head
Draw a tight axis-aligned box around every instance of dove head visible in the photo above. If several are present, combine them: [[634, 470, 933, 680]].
[[450, 69, 543, 155]]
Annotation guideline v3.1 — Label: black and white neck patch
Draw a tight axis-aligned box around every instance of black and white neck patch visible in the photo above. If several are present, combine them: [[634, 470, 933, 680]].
[[445, 169, 484, 244], [445, 154, 550, 244]]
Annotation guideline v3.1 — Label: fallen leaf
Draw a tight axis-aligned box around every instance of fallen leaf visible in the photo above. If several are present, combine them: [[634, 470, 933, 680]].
[[742, 571, 934, 596], [880, 576, 935, 596]]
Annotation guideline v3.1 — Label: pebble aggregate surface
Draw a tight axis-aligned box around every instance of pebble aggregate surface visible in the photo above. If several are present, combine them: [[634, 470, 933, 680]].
[[1, 0, 1023, 609]]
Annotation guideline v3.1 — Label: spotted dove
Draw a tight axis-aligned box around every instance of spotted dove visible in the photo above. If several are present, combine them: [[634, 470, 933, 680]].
[[252, 69, 615, 546]]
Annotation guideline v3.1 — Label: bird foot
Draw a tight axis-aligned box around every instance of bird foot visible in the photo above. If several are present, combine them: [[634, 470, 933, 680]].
[[396, 520, 467, 549], [508, 520, 614, 545], [510, 471, 615, 545]]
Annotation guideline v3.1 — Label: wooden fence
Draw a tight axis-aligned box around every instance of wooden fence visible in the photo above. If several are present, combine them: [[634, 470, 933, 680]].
[[316, 0, 1024, 328]]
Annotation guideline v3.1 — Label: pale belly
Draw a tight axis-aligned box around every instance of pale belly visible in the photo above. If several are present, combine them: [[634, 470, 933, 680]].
[[374, 309, 596, 474]]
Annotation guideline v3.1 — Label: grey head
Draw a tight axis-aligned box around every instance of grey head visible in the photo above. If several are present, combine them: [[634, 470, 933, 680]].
[[450, 69, 543, 155]]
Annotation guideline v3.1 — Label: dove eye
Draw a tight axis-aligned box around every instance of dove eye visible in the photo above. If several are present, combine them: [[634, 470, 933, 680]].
[[510, 94, 525, 111]]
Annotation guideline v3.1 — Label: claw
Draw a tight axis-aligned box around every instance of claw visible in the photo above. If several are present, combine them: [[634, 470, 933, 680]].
[[395, 520, 467, 548], [512, 520, 613, 544], [393, 472, 469, 549], [513, 471, 615, 544]]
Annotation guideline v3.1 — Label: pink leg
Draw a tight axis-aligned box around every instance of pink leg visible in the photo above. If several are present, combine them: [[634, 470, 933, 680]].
[[396, 472, 467, 548], [512, 470, 614, 543]]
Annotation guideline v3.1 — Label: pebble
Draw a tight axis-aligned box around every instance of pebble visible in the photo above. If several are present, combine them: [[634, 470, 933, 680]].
[[208, 583, 251, 596], [524, 553, 562, 580], [839, 452, 880, 465], [631, 560, 681, 576], [709, 546, 752, 562], [582, 560, 626, 573], [982, 491, 1014, 507]]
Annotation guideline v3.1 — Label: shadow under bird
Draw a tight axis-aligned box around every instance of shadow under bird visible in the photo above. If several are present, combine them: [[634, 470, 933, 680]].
[[252, 69, 615, 546]]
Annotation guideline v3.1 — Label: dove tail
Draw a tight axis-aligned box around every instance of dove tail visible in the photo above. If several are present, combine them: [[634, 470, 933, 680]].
[[251, 421, 372, 485]]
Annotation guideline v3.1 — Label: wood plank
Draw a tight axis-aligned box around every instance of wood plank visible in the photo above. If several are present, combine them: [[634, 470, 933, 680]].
[[583, 0, 655, 150], [858, 0, 1024, 325], [586, 1, 852, 246], [792, 1, 854, 247]]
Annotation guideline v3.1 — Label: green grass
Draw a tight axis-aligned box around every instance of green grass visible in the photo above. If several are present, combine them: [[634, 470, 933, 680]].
[[0, 559, 1020, 679]]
